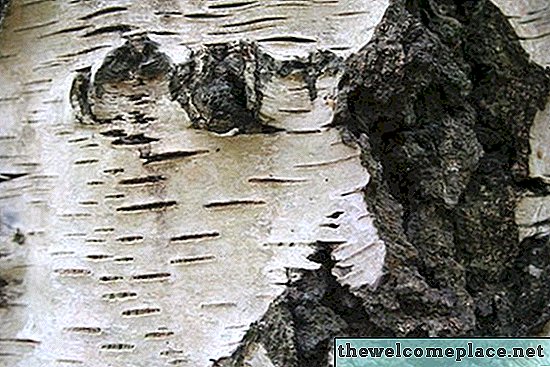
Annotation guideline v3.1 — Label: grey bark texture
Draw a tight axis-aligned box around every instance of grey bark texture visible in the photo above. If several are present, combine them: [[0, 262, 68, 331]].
[[1, 0, 550, 366]]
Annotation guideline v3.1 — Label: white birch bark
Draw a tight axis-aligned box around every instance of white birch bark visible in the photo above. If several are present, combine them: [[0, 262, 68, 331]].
[[0, 1, 389, 366]]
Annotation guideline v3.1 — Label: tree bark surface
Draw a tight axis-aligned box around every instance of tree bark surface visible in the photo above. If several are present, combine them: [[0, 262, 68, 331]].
[[0, 0, 549, 367]]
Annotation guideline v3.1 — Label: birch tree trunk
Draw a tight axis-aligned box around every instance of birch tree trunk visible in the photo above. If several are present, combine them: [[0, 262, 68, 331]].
[[0, 0, 549, 366]]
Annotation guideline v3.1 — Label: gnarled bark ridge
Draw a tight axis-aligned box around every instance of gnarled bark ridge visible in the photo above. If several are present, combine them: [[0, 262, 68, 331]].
[[335, 0, 550, 337]]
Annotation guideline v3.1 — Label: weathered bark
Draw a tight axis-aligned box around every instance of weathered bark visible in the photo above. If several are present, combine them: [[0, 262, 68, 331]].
[[0, 0, 549, 366], [335, 0, 550, 337]]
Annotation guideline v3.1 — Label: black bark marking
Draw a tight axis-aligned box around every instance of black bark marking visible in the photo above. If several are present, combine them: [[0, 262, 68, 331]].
[[121, 307, 161, 317], [63, 327, 102, 334], [54, 268, 92, 276], [170, 232, 220, 242], [113, 257, 134, 263], [100, 344, 135, 351], [170, 255, 216, 264], [184, 13, 230, 19], [116, 200, 177, 212], [326, 211, 344, 219], [0, 338, 41, 345], [112, 134, 159, 145], [208, 1, 257, 9], [0, 172, 28, 183], [85, 254, 111, 260], [203, 199, 266, 208], [105, 193, 125, 199], [248, 177, 307, 184], [119, 175, 165, 185], [144, 331, 174, 339], [99, 275, 123, 283], [74, 159, 98, 165], [257, 36, 317, 43], [102, 291, 137, 301], [140, 150, 209, 165], [131, 272, 171, 281]]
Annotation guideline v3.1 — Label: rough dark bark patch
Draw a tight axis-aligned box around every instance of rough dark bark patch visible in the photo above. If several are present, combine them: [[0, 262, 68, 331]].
[[168, 41, 342, 134], [217, 247, 384, 367], [70, 36, 173, 125], [0, 276, 8, 307], [94, 36, 172, 94], [0, 0, 8, 27], [169, 41, 265, 134], [336, 0, 550, 337]]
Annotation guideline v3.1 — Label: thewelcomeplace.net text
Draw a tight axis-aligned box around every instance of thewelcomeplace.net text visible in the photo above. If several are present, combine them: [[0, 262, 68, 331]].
[[337, 341, 545, 362]]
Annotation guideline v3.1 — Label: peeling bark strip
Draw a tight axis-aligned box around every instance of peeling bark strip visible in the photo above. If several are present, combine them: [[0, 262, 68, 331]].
[[217, 247, 392, 367]]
